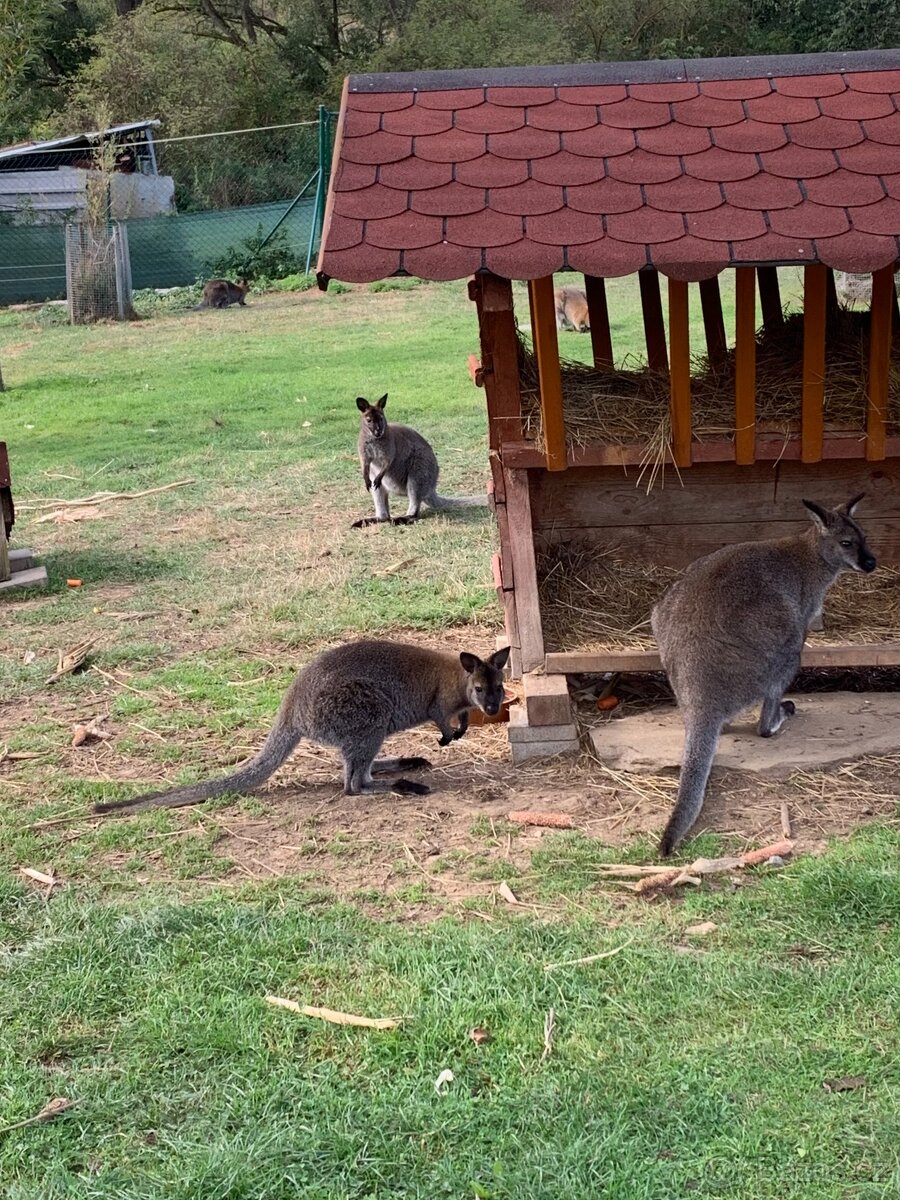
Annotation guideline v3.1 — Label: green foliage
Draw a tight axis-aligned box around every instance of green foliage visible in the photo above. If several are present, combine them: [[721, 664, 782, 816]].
[[205, 224, 305, 280]]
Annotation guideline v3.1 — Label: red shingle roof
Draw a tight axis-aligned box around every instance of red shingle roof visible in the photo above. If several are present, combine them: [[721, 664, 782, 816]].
[[317, 51, 900, 285]]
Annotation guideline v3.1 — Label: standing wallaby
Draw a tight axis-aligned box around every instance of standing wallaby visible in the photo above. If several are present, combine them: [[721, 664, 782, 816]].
[[92, 641, 510, 814], [651, 496, 876, 857], [351, 394, 488, 528], [554, 286, 590, 333], [195, 278, 250, 310]]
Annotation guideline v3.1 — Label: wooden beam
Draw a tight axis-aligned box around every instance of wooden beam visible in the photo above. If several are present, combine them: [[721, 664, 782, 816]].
[[499, 434, 900, 470], [825, 267, 840, 327], [757, 267, 783, 331], [801, 264, 827, 464], [734, 266, 757, 465], [698, 276, 727, 367], [639, 269, 668, 373], [527, 276, 567, 472], [545, 641, 900, 675], [866, 264, 893, 462], [473, 273, 524, 502], [504, 467, 544, 673], [583, 275, 613, 368], [668, 277, 692, 468]]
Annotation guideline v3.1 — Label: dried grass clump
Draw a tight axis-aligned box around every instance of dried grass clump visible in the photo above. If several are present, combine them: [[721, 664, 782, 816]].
[[538, 543, 900, 653], [520, 308, 900, 451]]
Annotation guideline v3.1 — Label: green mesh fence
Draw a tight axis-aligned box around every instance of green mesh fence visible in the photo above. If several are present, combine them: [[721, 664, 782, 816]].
[[0, 111, 334, 306]]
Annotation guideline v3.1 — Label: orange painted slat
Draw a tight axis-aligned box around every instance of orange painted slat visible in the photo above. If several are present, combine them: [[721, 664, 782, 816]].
[[698, 276, 727, 367], [639, 270, 668, 373], [734, 266, 757, 465], [801, 265, 827, 464], [528, 276, 568, 471], [867, 264, 894, 462], [584, 275, 613, 368], [667, 278, 692, 468]]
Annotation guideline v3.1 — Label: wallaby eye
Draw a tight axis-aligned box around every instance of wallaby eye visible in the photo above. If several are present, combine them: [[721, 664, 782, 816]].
[[840, 539, 852, 548], [474, 685, 484, 694]]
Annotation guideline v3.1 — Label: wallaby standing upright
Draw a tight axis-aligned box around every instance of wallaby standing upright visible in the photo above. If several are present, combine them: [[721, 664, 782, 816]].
[[351, 395, 488, 528], [92, 641, 510, 814], [554, 286, 590, 333], [195, 278, 250, 309], [651, 496, 876, 857]]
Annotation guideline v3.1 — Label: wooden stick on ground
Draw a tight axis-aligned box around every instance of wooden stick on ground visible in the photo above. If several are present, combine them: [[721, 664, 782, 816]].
[[18, 479, 194, 512], [264, 996, 402, 1030], [780, 802, 792, 839], [543, 937, 634, 973]]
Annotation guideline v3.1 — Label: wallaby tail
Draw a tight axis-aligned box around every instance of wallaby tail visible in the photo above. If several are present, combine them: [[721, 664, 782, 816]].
[[426, 492, 489, 510], [659, 717, 721, 857], [93, 721, 301, 815]]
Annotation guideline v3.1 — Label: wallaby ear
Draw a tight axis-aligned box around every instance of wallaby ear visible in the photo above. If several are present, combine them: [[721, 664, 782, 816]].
[[459, 651, 480, 675], [489, 646, 511, 670], [355, 397, 369, 413], [376, 394, 388, 410], [842, 492, 865, 517], [802, 499, 831, 531]]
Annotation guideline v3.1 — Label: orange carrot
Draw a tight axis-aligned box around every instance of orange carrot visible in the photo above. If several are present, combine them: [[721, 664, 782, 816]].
[[739, 839, 794, 867], [507, 811, 575, 829]]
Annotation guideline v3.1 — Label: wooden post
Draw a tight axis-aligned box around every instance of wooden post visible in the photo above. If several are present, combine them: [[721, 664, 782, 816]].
[[668, 278, 692, 468], [825, 267, 840, 328], [584, 275, 613, 368], [866, 264, 893, 462], [734, 266, 757, 465], [757, 267, 783, 332], [801, 265, 827, 464], [504, 467, 544, 673], [527, 276, 567, 472], [639, 269, 669, 373], [0, 361, 4, 392], [473, 273, 524, 498], [698, 276, 727, 367], [0, 521, 9, 583]]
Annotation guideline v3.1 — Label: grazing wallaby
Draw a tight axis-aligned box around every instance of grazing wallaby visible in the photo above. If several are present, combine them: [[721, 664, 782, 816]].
[[554, 285, 590, 333], [351, 394, 488, 528], [651, 496, 876, 857], [195, 278, 250, 309], [92, 641, 510, 814]]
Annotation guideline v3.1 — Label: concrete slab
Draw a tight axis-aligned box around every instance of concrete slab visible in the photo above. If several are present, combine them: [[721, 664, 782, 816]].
[[589, 692, 900, 779]]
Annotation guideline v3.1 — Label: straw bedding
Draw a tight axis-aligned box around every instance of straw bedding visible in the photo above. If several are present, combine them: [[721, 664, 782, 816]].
[[538, 544, 900, 654], [520, 309, 900, 451]]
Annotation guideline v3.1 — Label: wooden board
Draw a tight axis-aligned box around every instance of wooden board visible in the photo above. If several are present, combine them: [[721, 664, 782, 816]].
[[639, 270, 668, 373], [757, 266, 783, 331], [500, 435, 900, 470], [584, 275, 614, 368], [668, 278, 692, 468], [474, 273, 523, 498], [867, 264, 893, 463], [504, 466, 545, 673], [546, 642, 900, 674], [527, 277, 567, 471], [529, 459, 900, 531], [801, 264, 827, 463], [734, 266, 757, 466], [698, 276, 727, 367]]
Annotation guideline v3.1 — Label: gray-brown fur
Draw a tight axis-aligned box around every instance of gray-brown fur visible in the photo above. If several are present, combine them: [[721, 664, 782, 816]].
[[351, 394, 488, 528], [651, 496, 876, 857], [195, 278, 250, 309], [554, 285, 590, 333], [93, 641, 509, 814]]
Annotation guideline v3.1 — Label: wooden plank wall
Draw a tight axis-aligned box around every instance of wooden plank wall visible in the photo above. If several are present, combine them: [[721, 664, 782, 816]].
[[528, 459, 900, 566]]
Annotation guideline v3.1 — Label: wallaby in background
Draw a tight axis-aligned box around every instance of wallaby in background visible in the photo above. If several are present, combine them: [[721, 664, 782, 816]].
[[195, 278, 250, 309], [651, 496, 876, 857], [352, 394, 488, 528], [554, 285, 590, 333], [93, 641, 510, 814]]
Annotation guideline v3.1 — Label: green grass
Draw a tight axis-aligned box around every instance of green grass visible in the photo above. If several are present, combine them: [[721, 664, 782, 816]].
[[1, 275, 899, 1198]]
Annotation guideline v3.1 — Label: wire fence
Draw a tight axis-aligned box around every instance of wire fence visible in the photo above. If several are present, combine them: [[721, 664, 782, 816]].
[[0, 112, 335, 307]]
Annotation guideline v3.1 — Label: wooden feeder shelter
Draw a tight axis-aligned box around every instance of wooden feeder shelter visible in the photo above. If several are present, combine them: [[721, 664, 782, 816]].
[[318, 49, 900, 758]]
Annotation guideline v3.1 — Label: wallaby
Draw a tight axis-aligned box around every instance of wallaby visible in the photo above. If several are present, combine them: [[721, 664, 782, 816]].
[[554, 286, 590, 333], [351, 394, 488, 528], [92, 641, 510, 814], [194, 278, 250, 310], [651, 496, 876, 857]]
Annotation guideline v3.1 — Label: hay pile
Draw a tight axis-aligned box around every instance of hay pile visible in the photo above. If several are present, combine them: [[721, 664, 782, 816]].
[[520, 309, 900, 451], [538, 544, 900, 654]]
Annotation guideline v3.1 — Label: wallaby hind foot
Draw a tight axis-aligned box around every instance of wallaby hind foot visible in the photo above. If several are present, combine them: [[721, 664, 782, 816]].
[[758, 698, 795, 738]]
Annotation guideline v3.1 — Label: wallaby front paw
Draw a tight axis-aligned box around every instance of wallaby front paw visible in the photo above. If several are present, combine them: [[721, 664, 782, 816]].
[[437, 734, 452, 747], [451, 725, 466, 741], [782, 700, 796, 716]]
